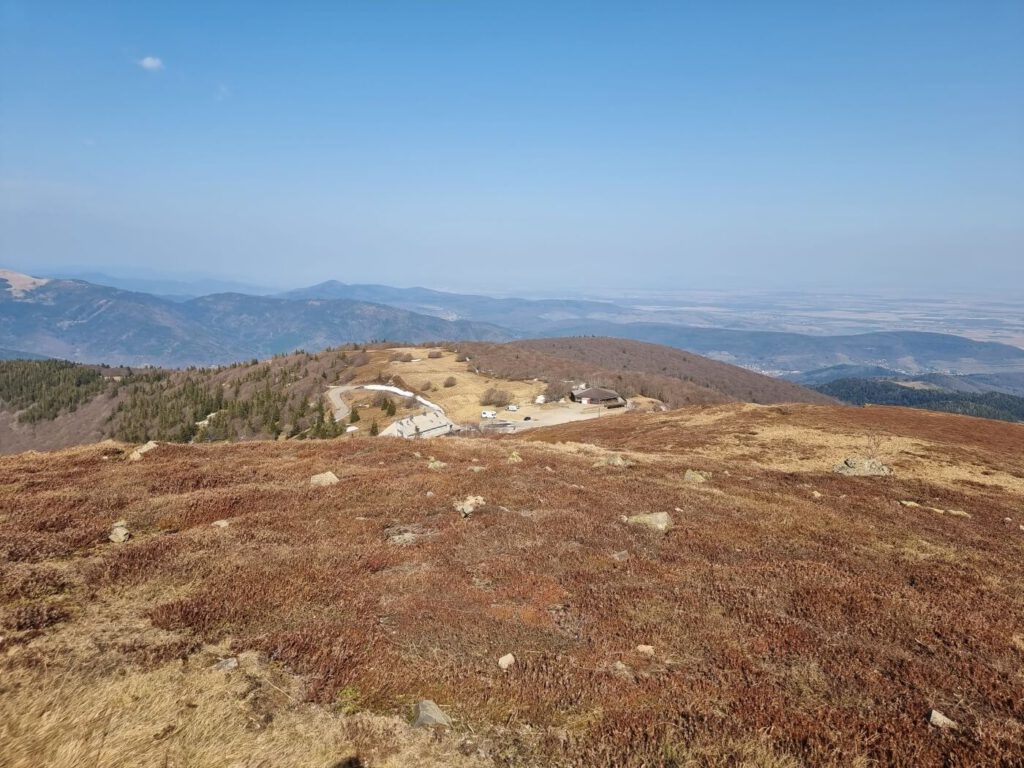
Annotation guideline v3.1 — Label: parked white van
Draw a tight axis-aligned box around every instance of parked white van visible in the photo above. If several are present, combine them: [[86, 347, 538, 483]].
[[481, 410, 497, 419], [505, 404, 519, 412]]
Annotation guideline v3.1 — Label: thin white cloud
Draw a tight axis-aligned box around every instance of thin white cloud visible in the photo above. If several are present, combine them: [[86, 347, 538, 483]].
[[139, 56, 164, 71]]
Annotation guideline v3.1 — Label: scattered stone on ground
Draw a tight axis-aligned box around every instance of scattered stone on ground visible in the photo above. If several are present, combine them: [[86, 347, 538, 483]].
[[210, 519, 229, 528], [683, 469, 709, 484], [625, 511, 672, 532], [834, 456, 893, 476], [412, 699, 452, 729], [636, 645, 655, 655], [498, 653, 516, 670], [468, 465, 486, 473], [388, 531, 419, 546], [946, 509, 971, 518], [899, 500, 921, 508], [428, 458, 448, 470], [812, 490, 823, 499], [929, 709, 957, 729], [212, 657, 238, 671], [611, 550, 630, 562], [610, 661, 633, 679], [109, 522, 130, 544], [455, 495, 485, 518], [127, 440, 159, 462], [599, 454, 634, 468], [425, 491, 434, 497], [309, 471, 339, 487], [508, 451, 523, 464]]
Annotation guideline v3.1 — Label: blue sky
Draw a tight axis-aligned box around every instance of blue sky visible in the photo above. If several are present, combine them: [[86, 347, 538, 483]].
[[1, 1, 1022, 294]]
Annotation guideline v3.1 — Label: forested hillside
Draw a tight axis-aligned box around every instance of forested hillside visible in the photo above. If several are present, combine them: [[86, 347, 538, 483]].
[[817, 378, 1024, 423], [0, 360, 110, 424], [0, 347, 369, 451]]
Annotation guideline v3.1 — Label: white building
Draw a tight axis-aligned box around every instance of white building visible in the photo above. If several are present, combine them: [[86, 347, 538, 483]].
[[380, 410, 457, 439]]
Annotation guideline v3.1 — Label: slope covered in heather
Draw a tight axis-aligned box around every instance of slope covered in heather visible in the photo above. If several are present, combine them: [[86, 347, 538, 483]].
[[2, 404, 1022, 766]]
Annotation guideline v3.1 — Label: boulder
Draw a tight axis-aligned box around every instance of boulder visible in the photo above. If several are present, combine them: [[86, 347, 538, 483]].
[[625, 512, 672, 532], [212, 657, 238, 671], [310, 471, 340, 487], [109, 523, 130, 544], [636, 645, 655, 656], [498, 653, 516, 670], [211, 519, 229, 528], [610, 550, 630, 562], [412, 699, 452, 729], [603, 454, 633, 468], [929, 709, 957, 729], [388, 532, 419, 546], [455, 495, 485, 518], [834, 456, 892, 477], [683, 469, 709, 484], [127, 441, 159, 462], [428, 458, 448, 470], [610, 660, 633, 679]]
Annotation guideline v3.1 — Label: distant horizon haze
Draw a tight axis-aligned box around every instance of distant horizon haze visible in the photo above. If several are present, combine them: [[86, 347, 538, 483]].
[[2, 2, 1022, 295]]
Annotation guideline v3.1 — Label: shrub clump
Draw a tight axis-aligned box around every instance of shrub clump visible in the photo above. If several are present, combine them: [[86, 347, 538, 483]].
[[5, 602, 69, 631], [480, 387, 512, 407]]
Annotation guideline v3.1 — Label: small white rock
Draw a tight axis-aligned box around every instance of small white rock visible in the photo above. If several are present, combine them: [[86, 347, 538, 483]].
[[498, 653, 516, 670], [455, 495, 485, 517], [127, 440, 159, 462], [929, 709, 957, 729], [109, 525, 130, 544], [625, 511, 672, 532], [310, 471, 340, 487], [636, 645, 655, 656], [211, 519, 229, 528]]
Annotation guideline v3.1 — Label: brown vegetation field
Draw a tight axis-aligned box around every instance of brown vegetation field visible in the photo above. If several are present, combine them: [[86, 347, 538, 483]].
[[1, 404, 1022, 766], [458, 338, 833, 408]]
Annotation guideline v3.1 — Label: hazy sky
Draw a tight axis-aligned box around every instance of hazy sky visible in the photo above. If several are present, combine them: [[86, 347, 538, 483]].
[[1, 1, 1022, 294]]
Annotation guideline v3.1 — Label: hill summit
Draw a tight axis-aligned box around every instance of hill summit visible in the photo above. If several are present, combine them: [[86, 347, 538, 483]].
[[1, 401, 1022, 765]]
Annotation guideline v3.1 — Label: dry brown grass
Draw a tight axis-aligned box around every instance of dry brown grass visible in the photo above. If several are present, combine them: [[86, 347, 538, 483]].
[[352, 346, 545, 423], [458, 338, 835, 408], [1, 404, 1023, 766]]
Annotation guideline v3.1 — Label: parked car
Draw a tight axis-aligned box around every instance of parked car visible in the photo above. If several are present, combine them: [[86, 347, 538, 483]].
[[523, 416, 532, 421], [505, 404, 519, 411], [481, 410, 497, 419]]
